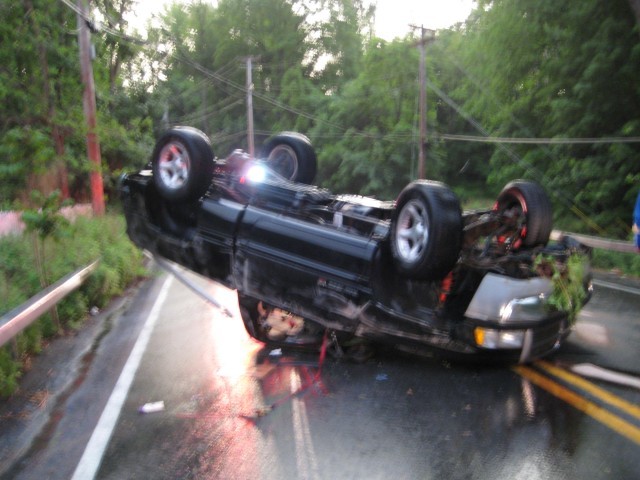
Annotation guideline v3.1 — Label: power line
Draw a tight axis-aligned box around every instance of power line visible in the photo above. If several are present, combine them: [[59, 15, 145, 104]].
[[58, 0, 147, 44], [171, 98, 243, 127], [436, 133, 640, 145], [58, 0, 83, 16], [58, 0, 638, 150], [427, 80, 608, 235]]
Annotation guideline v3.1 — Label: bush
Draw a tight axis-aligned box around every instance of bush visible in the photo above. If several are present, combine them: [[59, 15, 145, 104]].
[[0, 213, 145, 396], [591, 248, 640, 278], [0, 349, 20, 397]]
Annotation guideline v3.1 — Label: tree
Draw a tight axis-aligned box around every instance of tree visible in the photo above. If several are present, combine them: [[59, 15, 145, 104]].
[[0, 0, 80, 205], [0, 0, 155, 206], [306, 0, 374, 92], [151, 0, 333, 155], [313, 38, 421, 198], [449, 0, 640, 236]]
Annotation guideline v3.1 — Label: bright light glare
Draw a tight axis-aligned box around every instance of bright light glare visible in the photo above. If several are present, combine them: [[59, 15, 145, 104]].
[[246, 165, 267, 183]]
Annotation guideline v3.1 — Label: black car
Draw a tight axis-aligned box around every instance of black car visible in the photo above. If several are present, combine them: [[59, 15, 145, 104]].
[[120, 127, 592, 363]]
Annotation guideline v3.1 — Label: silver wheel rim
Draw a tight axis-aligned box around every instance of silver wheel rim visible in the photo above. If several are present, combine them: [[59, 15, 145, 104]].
[[158, 141, 190, 190], [267, 144, 298, 180], [396, 199, 429, 263]]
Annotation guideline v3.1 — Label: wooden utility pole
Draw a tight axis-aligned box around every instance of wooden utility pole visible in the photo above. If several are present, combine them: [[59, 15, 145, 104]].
[[245, 57, 255, 157], [411, 26, 435, 179], [77, 0, 105, 216]]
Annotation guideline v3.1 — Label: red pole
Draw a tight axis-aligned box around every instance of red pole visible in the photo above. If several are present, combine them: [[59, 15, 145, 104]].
[[77, 0, 105, 215]]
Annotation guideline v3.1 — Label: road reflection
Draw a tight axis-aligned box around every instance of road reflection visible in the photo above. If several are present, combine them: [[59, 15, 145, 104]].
[[140, 278, 639, 480], [193, 285, 328, 479]]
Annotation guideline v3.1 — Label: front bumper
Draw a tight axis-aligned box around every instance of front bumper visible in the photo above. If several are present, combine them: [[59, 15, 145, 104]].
[[458, 310, 569, 363], [459, 273, 574, 363]]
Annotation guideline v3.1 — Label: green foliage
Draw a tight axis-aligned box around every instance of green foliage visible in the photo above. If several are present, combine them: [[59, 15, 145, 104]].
[[0, 127, 56, 206], [0, 0, 156, 204], [1, 0, 639, 235], [312, 39, 420, 197], [22, 191, 71, 240], [591, 248, 640, 278], [448, 0, 640, 237], [0, 349, 21, 397], [535, 253, 589, 324], [0, 214, 145, 396], [0, 0, 85, 200]]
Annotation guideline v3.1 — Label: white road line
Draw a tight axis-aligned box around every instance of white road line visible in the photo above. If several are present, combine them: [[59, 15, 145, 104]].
[[570, 363, 640, 391], [291, 370, 320, 480], [71, 276, 173, 480], [593, 279, 640, 296]]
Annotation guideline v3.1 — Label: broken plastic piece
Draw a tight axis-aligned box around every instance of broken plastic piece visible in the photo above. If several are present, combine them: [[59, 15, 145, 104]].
[[139, 401, 165, 414]]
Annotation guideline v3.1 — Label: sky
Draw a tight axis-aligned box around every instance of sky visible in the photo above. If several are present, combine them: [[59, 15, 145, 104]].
[[130, 0, 475, 40], [373, 0, 475, 39]]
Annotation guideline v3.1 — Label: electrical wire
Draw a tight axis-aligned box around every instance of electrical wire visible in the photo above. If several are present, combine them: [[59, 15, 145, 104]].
[[59, 0, 639, 147], [426, 79, 609, 235], [57, 0, 635, 236], [435, 133, 640, 145], [171, 98, 243, 127], [434, 46, 639, 235]]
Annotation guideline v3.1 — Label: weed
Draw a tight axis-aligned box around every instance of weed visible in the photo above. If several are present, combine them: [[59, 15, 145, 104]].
[[0, 212, 145, 396]]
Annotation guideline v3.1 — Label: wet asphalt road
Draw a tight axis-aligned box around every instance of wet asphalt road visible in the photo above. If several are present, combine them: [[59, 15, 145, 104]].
[[1, 267, 639, 479]]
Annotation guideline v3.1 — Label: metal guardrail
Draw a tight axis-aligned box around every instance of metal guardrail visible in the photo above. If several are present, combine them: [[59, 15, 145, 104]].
[[0, 260, 99, 348], [551, 230, 637, 253]]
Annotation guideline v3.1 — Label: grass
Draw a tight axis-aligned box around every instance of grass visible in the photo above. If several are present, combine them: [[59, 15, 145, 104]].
[[591, 248, 640, 278], [0, 212, 146, 396]]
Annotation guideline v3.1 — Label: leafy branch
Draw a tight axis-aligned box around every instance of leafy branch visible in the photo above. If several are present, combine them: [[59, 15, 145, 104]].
[[534, 252, 589, 325]]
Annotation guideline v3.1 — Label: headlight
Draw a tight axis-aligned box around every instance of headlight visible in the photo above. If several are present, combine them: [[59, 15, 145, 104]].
[[500, 295, 548, 324], [474, 328, 525, 349]]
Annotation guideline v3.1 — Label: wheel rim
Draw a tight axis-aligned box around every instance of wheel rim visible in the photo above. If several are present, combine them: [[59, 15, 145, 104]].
[[499, 189, 528, 216], [497, 189, 528, 241], [395, 199, 429, 263], [158, 141, 190, 190], [267, 144, 298, 180]]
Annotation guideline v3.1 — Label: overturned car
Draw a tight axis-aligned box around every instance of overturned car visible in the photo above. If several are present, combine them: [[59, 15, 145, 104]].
[[120, 127, 592, 363]]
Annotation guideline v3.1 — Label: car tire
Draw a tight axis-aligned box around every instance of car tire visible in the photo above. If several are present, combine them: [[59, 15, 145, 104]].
[[151, 127, 215, 201], [495, 180, 552, 248], [260, 132, 317, 184], [390, 181, 463, 280]]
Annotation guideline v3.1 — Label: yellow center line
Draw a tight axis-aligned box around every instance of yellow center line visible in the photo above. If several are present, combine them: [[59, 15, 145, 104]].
[[513, 365, 640, 446], [536, 360, 640, 421]]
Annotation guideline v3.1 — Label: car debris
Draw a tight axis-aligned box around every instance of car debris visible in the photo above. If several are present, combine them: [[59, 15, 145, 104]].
[[138, 401, 165, 414]]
